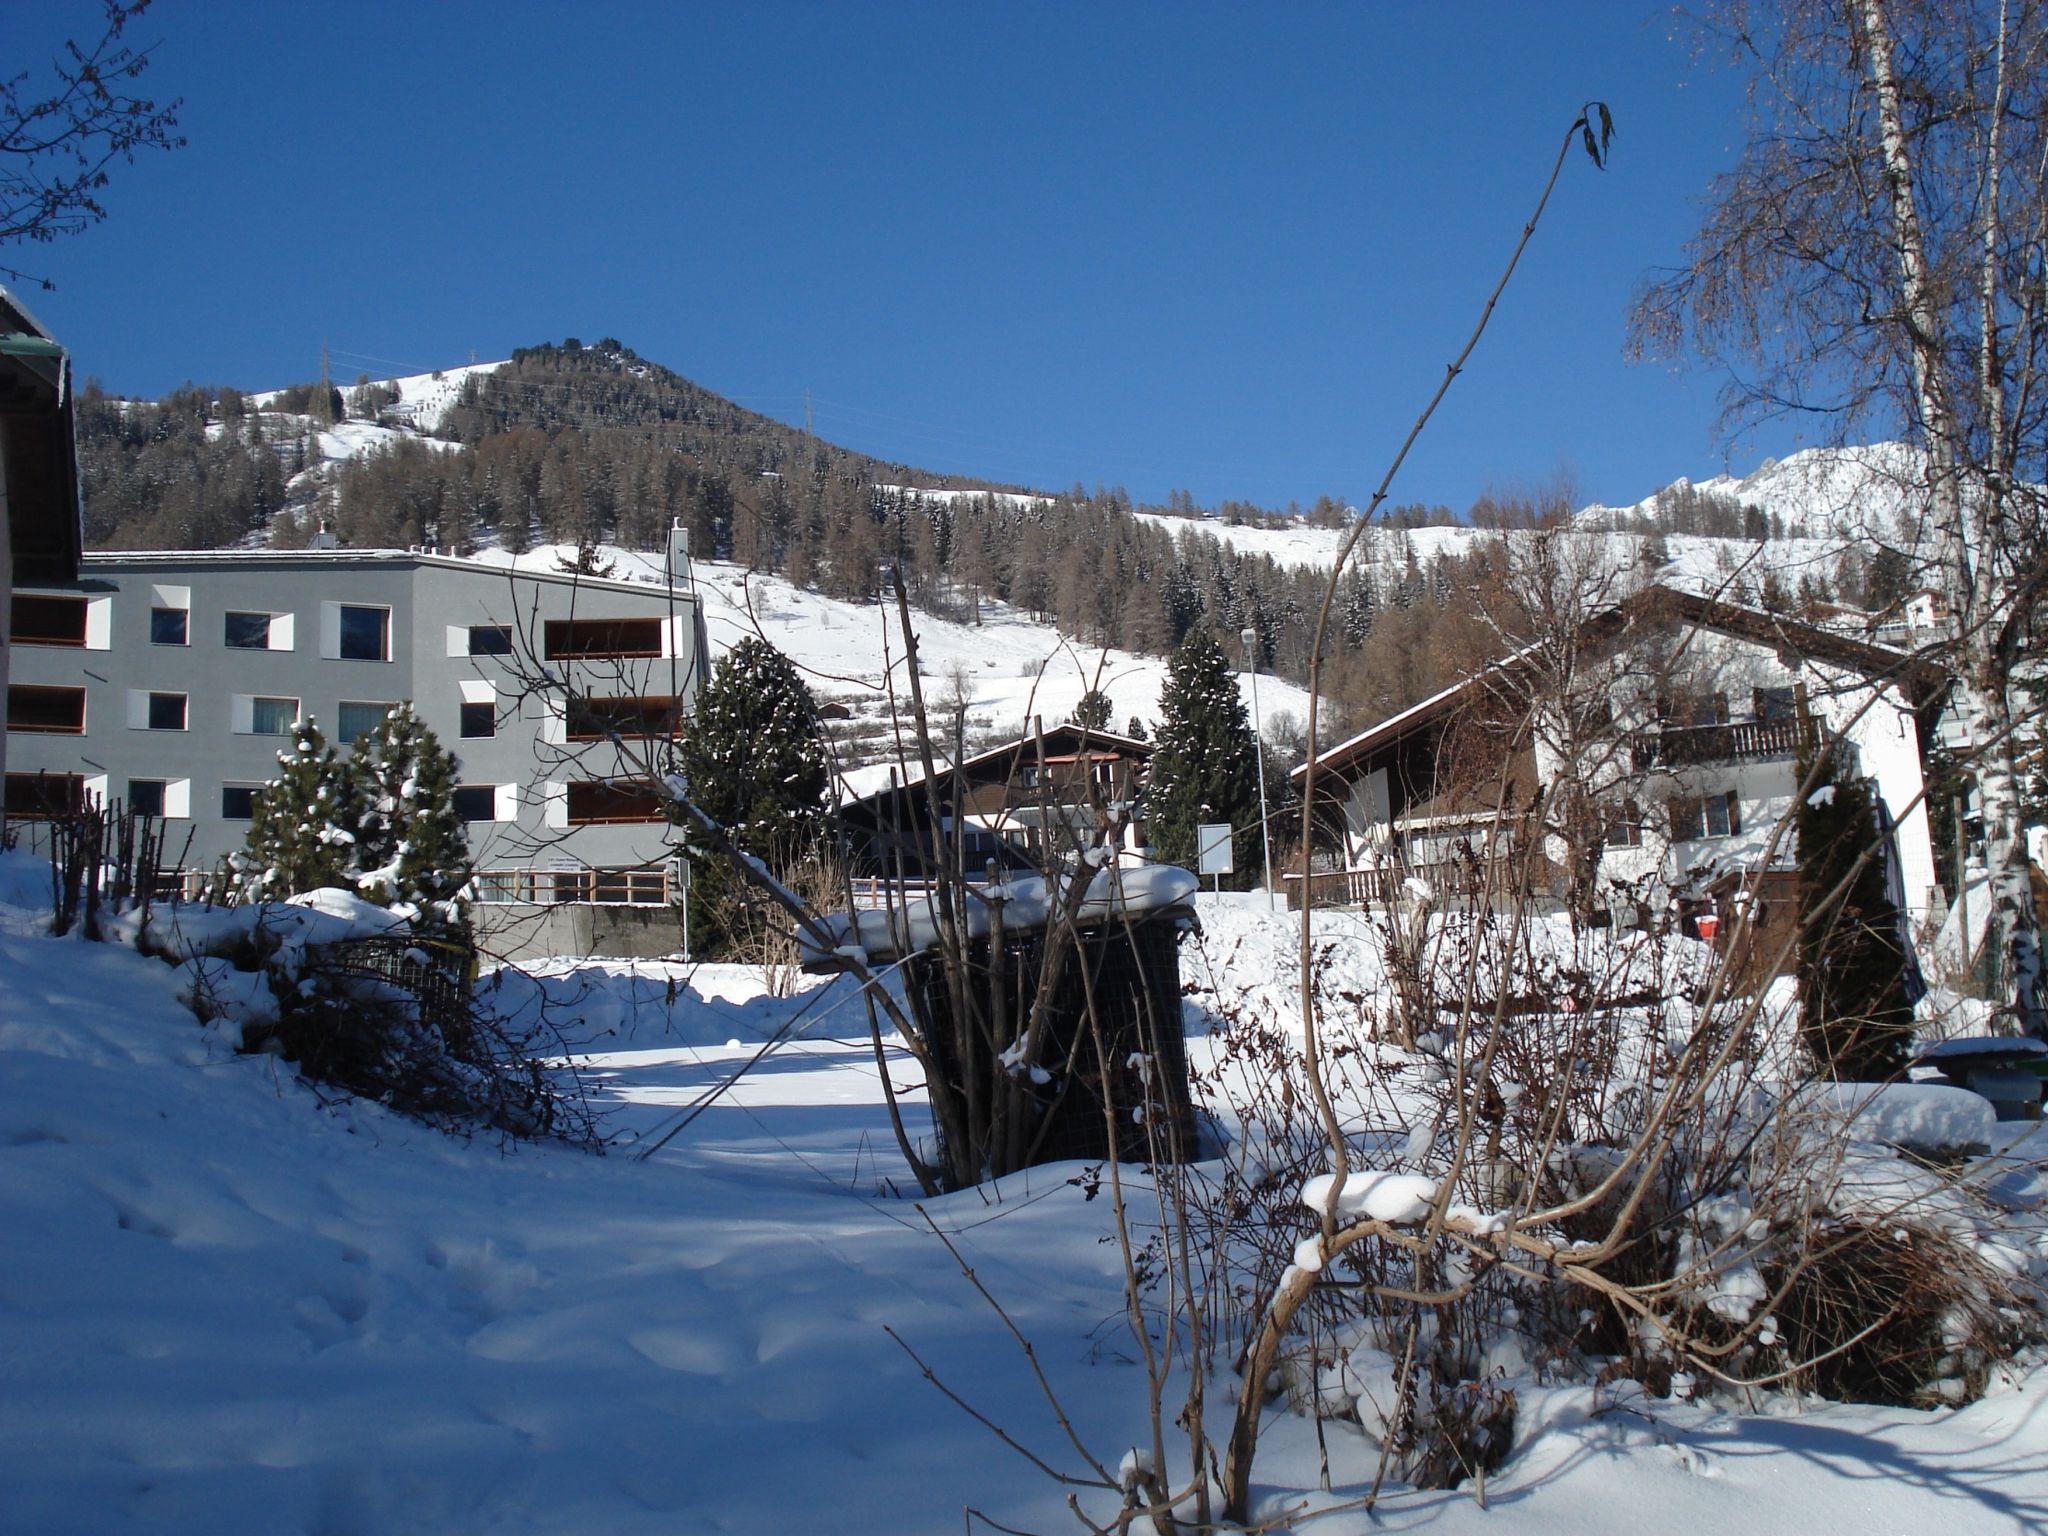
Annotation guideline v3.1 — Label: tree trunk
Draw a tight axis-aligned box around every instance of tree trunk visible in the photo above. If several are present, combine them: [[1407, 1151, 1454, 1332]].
[[1857, 0, 2046, 1035]]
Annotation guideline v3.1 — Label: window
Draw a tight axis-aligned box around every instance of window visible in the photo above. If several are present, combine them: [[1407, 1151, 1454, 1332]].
[[9, 594, 87, 647], [337, 701, 391, 743], [128, 780, 166, 818], [1670, 791, 1741, 841], [543, 617, 663, 660], [7, 685, 86, 734], [150, 606, 188, 646], [221, 785, 259, 820], [565, 780, 667, 825], [459, 701, 496, 739], [565, 695, 677, 740], [1659, 691, 1730, 728], [1603, 800, 1643, 848], [147, 692, 187, 731], [4, 771, 84, 820], [468, 624, 513, 656], [225, 611, 273, 649], [1754, 686, 1797, 722], [452, 785, 499, 822], [337, 604, 390, 662], [250, 697, 298, 736]]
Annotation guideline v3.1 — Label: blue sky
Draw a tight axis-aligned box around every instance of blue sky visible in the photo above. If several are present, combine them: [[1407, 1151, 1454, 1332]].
[[19, 1, 1830, 514]]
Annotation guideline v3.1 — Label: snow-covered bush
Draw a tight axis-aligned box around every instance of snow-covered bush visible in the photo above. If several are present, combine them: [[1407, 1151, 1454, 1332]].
[[122, 889, 594, 1142], [1165, 897, 2046, 1515]]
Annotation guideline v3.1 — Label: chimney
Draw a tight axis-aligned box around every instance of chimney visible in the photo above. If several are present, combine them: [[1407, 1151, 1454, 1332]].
[[667, 518, 694, 591], [308, 518, 339, 551]]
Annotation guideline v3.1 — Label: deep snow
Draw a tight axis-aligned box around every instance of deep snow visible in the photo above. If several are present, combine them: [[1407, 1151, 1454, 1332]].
[[3, 861, 2046, 1534]]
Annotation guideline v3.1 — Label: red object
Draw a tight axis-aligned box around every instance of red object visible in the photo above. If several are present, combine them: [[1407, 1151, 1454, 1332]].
[[1695, 914, 1720, 942]]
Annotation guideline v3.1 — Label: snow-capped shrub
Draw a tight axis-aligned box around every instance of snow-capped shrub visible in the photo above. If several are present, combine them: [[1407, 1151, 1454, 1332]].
[[1171, 895, 2045, 1516], [128, 889, 594, 1142]]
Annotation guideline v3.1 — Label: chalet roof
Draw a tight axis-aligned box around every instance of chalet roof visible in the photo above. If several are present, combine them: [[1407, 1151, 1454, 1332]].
[[1292, 583, 1948, 785], [842, 722, 1152, 813]]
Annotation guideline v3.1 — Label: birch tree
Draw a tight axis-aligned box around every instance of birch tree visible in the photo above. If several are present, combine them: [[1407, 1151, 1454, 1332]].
[[1634, 0, 2048, 1034]]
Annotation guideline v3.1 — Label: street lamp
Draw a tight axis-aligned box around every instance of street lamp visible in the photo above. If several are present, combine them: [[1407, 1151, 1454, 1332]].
[[1241, 626, 1275, 906]]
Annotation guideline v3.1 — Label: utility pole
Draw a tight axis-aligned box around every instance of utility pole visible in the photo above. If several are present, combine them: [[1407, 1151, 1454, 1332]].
[[1241, 626, 1275, 908], [804, 388, 813, 437]]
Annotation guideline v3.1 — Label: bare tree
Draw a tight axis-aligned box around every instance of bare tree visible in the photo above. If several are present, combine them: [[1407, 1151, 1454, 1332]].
[[1633, 0, 2047, 1034], [1, 0, 184, 288]]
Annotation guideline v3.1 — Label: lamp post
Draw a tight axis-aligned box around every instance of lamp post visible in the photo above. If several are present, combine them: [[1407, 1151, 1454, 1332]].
[[1241, 626, 1275, 906]]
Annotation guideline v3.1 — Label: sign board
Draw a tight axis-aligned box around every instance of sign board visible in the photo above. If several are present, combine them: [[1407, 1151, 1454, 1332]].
[[664, 853, 693, 893], [1196, 822, 1235, 876]]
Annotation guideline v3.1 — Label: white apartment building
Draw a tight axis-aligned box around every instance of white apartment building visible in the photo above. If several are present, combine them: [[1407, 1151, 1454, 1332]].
[[6, 527, 708, 957]]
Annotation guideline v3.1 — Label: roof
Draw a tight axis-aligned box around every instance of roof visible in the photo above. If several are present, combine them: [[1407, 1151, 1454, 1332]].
[[0, 285, 82, 584], [842, 722, 1153, 811], [1292, 583, 1948, 784], [70, 548, 698, 605]]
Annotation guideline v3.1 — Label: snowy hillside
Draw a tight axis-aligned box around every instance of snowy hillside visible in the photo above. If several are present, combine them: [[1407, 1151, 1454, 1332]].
[[475, 544, 1316, 767], [1582, 442, 1927, 541], [1137, 443, 1926, 596], [248, 359, 507, 436]]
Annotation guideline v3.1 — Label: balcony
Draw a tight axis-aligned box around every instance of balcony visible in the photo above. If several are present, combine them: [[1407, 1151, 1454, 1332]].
[[1627, 715, 1815, 771], [471, 867, 674, 905], [1284, 855, 1529, 911]]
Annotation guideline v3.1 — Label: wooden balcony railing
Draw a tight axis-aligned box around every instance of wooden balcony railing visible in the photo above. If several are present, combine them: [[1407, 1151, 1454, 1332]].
[[471, 867, 673, 905], [1284, 855, 1529, 911], [1627, 715, 1814, 771]]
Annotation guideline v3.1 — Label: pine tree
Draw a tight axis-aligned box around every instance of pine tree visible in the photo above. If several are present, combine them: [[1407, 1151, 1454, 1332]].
[[237, 719, 361, 901], [1147, 628, 1259, 886], [675, 638, 830, 958], [349, 703, 472, 933], [1796, 733, 1913, 1080], [679, 638, 829, 864], [1071, 689, 1113, 731]]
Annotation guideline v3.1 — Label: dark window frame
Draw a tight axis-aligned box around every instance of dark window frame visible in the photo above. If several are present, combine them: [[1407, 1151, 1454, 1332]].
[[565, 780, 668, 825], [459, 701, 496, 739], [452, 785, 498, 822], [4, 771, 85, 820], [150, 606, 189, 646], [1669, 790, 1741, 841], [147, 692, 188, 731], [9, 594, 88, 648], [337, 604, 391, 662], [564, 695, 677, 741], [224, 611, 274, 650], [6, 684, 87, 734], [543, 617, 663, 660], [467, 624, 514, 656]]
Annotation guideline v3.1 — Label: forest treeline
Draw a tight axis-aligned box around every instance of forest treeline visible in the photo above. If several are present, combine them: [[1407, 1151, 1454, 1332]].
[[77, 339, 1902, 740]]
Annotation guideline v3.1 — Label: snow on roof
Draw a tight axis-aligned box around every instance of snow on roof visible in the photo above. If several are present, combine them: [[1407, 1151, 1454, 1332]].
[[800, 856, 1198, 965]]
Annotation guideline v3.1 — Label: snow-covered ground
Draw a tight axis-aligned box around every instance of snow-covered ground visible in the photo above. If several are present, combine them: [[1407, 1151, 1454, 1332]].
[[4, 857, 2046, 1534]]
